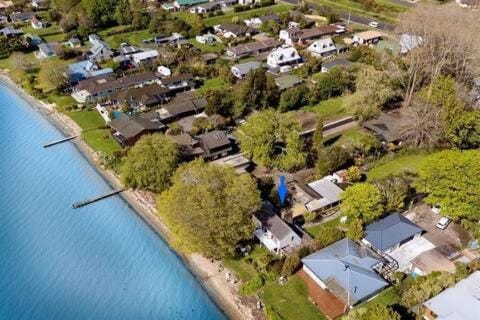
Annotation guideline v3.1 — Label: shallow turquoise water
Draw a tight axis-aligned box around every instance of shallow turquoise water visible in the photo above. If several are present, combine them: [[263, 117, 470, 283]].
[[0, 83, 225, 320]]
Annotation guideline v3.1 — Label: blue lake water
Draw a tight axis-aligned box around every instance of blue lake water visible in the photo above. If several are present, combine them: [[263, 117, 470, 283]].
[[0, 83, 225, 320]]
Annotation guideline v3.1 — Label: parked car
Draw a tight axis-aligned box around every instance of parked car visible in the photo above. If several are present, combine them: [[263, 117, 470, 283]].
[[436, 217, 451, 230], [369, 21, 380, 28]]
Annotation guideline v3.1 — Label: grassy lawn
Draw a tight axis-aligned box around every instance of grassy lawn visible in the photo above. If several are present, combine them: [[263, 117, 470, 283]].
[[357, 287, 400, 309], [64, 109, 106, 131], [188, 38, 225, 53], [200, 4, 293, 26], [99, 27, 154, 48], [82, 129, 121, 154], [323, 127, 371, 149], [303, 96, 351, 121], [260, 275, 326, 320], [223, 245, 269, 282], [197, 77, 228, 94], [309, 0, 408, 22], [22, 22, 66, 42], [367, 152, 428, 181], [45, 93, 77, 111], [306, 216, 342, 238]]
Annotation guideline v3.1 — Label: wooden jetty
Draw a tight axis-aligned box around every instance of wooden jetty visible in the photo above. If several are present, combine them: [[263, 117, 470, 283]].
[[72, 188, 125, 209], [43, 135, 79, 148]]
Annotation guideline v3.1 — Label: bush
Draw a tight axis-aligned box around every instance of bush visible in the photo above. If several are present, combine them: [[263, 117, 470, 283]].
[[281, 254, 301, 277], [239, 274, 265, 295], [304, 211, 317, 223], [265, 306, 282, 320], [311, 226, 344, 250]]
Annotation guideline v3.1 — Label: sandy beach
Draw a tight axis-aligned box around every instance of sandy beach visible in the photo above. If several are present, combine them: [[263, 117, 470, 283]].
[[0, 72, 260, 320]]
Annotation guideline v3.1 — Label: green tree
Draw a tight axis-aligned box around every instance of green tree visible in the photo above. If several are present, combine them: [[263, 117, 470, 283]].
[[237, 109, 306, 171], [281, 254, 301, 276], [374, 175, 409, 213], [37, 60, 68, 92], [241, 69, 279, 113], [345, 66, 395, 121], [344, 303, 401, 320], [415, 150, 480, 223], [311, 116, 324, 157], [278, 84, 309, 112], [346, 218, 364, 240], [203, 89, 234, 117], [311, 67, 352, 102], [346, 166, 362, 183], [157, 160, 261, 257], [340, 183, 384, 224], [114, 0, 132, 25], [82, 0, 117, 26], [315, 145, 352, 177], [119, 134, 179, 193]]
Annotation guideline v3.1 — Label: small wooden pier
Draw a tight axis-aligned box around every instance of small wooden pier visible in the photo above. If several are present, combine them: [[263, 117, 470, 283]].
[[72, 188, 125, 209], [43, 135, 79, 148]]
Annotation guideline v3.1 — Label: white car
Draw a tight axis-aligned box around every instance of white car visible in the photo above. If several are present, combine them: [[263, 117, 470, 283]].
[[436, 217, 451, 230], [369, 21, 380, 28]]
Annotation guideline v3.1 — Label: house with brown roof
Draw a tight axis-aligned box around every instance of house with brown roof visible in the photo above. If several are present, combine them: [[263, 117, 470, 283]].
[[196, 130, 232, 160], [159, 73, 195, 93], [279, 25, 340, 45], [157, 97, 207, 123], [109, 112, 166, 147], [225, 39, 282, 58], [72, 72, 160, 103], [110, 84, 170, 111]]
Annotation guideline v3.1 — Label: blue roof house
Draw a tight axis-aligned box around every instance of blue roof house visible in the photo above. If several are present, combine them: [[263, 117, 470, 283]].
[[302, 238, 388, 309], [67, 60, 113, 83], [362, 213, 423, 254]]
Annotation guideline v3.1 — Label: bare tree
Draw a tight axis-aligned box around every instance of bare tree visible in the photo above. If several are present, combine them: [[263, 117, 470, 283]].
[[395, 4, 480, 104]]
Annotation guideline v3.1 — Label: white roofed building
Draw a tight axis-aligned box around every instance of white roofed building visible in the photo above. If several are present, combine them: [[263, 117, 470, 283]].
[[267, 47, 303, 73], [307, 37, 337, 58]]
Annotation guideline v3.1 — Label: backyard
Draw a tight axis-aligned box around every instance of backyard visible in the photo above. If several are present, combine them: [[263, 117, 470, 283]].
[[303, 96, 351, 121], [367, 152, 429, 181]]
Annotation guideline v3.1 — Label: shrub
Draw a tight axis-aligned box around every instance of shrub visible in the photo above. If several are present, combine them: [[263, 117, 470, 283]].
[[239, 274, 264, 295], [311, 226, 344, 250], [265, 306, 282, 320], [304, 211, 317, 223], [281, 254, 301, 277]]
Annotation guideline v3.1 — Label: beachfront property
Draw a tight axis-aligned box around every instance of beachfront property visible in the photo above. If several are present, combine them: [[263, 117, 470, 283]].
[[109, 112, 166, 146], [254, 202, 302, 255], [301, 238, 389, 318], [67, 60, 113, 83], [231, 61, 263, 79], [423, 271, 480, 320], [109, 84, 171, 111], [71, 72, 160, 103]]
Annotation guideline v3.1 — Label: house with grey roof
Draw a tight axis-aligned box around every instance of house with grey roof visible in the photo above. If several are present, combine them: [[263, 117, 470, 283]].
[[196, 130, 232, 160], [423, 271, 480, 320], [0, 26, 23, 38], [302, 238, 388, 311], [362, 213, 423, 254], [157, 97, 207, 122], [254, 201, 302, 254], [159, 73, 195, 93], [36, 42, 56, 59], [87, 34, 113, 63], [109, 112, 166, 147], [226, 39, 282, 58], [275, 74, 302, 91], [296, 177, 344, 212], [10, 11, 34, 23], [231, 61, 262, 79], [362, 110, 412, 144]]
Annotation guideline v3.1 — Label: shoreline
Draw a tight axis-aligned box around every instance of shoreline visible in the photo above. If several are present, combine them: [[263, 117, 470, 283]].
[[0, 73, 258, 320]]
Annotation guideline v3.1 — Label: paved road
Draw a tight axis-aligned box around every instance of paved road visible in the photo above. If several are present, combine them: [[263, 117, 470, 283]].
[[281, 0, 396, 31]]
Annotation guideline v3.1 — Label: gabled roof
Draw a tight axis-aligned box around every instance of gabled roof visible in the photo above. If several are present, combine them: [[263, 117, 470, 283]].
[[112, 84, 170, 106], [302, 238, 388, 306], [232, 61, 262, 75], [362, 111, 411, 143], [109, 112, 165, 139], [424, 271, 480, 320], [365, 213, 423, 251], [255, 201, 297, 241], [159, 98, 206, 119], [268, 47, 301, 63], [159, 73, 193, 85], [227, 39, 282, 56], [308, 37, 337, 54], [196, 130, 231, 152]]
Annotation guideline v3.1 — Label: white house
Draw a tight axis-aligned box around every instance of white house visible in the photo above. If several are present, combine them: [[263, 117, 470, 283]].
[[307, 37, 337, 58], [36, 42, 56, 59], [31, 16, 47, 29], [254, 202, 302, 255], [267, 47, 303, 72], [353, 30, 382, 45], [195, 33, 219, 45], [130, 49, 159, 65]]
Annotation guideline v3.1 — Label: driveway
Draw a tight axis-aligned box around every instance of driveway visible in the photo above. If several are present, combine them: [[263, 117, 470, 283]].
[[405, 205, 473, 250]]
